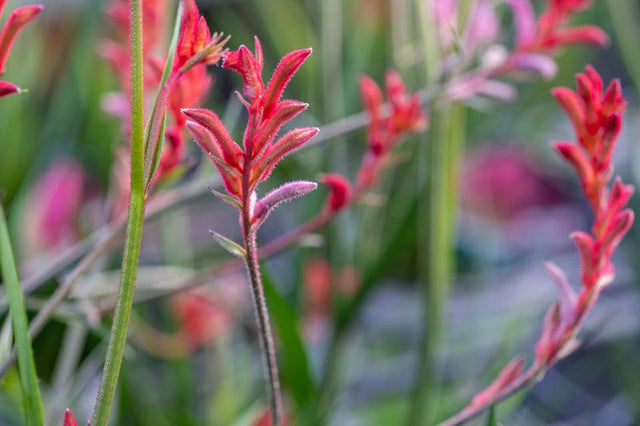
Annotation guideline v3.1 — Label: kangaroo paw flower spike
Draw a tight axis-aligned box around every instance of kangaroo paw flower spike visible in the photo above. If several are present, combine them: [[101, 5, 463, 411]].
[[184, 37, 317, 425], [0, 1, 42, 97], [444, 65, 634, 426]]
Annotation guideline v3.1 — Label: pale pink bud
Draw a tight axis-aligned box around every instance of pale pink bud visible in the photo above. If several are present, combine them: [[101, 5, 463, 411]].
[[252, 180, 317, 224]]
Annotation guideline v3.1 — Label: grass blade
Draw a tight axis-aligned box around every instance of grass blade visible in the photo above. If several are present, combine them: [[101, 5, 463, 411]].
[[0, 202, 44, 426]]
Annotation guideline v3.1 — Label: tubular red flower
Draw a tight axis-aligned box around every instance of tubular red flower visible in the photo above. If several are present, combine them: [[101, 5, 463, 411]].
[[321, 173, 352, 212], [0, 4, 42, 74], [186, 37, 318, 227], [63, 409, 78, 426], [0, 79, 18, 97]]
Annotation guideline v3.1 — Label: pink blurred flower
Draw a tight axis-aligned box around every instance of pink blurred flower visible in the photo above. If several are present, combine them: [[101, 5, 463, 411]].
[[461, 146, 561, 220], [24, 158, 86, 253]]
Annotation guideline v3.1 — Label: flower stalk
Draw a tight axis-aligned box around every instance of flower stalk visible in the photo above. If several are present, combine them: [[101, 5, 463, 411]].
[[91, 0, 145, 423]]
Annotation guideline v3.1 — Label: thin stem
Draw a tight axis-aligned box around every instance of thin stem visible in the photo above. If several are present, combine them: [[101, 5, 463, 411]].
[[437, 367, 541, 426], [242, 223, 283, 424], [0, 202, 44, 426], [92, 0, 146, 424]]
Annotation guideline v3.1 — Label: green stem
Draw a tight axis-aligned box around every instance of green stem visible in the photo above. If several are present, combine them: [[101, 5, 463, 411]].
[[0, 202, 44, 426], [91, 0, 146, 424]]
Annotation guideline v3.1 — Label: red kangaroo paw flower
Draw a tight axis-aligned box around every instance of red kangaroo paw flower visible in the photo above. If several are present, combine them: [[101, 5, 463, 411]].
[[549, 26, 609, 48], [63, 409, 79, 426], [253, 100, 309, 159], [552, 88, 586, 141], [223, 43, 264, 100], [252, 127, 319, 186], [0, 79, 18, 97], [262, 48, 312, 116], [0, 4, 42, 74]]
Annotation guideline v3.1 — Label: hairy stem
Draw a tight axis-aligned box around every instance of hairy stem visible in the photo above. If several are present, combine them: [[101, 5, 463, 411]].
[[91, 0, 146, 424], [242, 223, 283, 424]]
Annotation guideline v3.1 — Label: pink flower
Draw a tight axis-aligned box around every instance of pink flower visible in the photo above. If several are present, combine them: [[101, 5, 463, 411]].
[[0, 2, 42, 97], [24, 158, 86, 253]]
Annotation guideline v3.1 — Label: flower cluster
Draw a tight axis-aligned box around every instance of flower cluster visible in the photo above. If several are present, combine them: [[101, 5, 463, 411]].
[[356, 71, 427, 191], [504, 0, 608, 79], [0, 1, 42, 97], [514, 0, 608, 53], [184, 37, 318, 229], [458, 66, 634, 417], [536, 66, 632, 365], [102, 0, 227, 183]]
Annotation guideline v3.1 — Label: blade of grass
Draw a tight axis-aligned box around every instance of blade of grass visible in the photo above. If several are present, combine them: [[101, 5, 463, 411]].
[[0, 202, 44, 426]]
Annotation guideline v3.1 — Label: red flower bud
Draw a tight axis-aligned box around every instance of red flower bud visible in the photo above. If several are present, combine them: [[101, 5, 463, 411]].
[[321, 173, 352, 212]]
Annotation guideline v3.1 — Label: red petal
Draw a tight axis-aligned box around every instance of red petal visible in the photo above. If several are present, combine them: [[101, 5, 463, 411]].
[[570, 231, 596, 289], [552, 26, 609, 48], [252, 100, 308, 159], [0, 80, 19, 97], [321, 173, 352, 212], [63, 409, 78, 426], [359, 75, 383, 124], [262, 48, 312, 116], [252, 127, 319, 185], [552, 88, 586, 141], [554, 142, 594, 190], [224, 45, 264, 100], [182, 108, 243, 170], [0, 4, 43, 73]]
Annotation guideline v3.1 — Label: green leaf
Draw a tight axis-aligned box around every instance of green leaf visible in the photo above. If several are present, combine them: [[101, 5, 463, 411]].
[[0, 202, 44, 426], [143, 2, 183, 191], [208, 187, 242, 209], [261, 267, 316, 407], [210, 232, 246, 258]]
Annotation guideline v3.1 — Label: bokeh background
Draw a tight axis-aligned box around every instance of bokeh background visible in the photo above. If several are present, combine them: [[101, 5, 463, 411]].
[[0, 0, 639, 425]]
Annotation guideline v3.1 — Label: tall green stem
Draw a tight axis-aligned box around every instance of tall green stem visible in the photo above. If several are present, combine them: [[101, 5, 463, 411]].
[[0, 202, 44, 426], [92, 0, 146, 424]]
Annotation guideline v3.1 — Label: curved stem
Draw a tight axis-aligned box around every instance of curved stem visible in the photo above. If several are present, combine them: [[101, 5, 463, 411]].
[[91, 0, 146, 424]]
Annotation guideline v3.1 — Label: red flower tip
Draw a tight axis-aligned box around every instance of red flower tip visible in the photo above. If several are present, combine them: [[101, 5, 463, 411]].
[[551, 87, 586, 137], [321, 173, 352, 212], [0, 80, 19, 97], [551, 26, 609, 48], [359, 75, 383, 123], [554, 142, 593, 189], [63, 409, 78, 426], [262, 47, 312, 116], [0, 4, 43, 74], [223, 43, 264, 100]]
